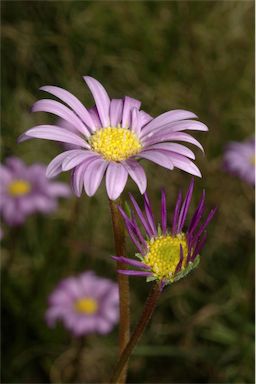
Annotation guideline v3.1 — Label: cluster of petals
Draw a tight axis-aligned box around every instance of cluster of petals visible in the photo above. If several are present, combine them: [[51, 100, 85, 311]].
[[223, 137, 255, 185], [0, 157, 71, 226], [19, 76, 208, 200], [113, 179, 216, 286], [46, 271, 119, 336]]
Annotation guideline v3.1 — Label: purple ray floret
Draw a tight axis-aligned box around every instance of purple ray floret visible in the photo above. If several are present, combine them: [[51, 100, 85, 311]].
[[19, 76, 208, 200], [115, 178, 216, 285]]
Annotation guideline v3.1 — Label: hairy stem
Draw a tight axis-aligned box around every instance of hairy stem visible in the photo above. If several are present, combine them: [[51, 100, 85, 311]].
[[109, 198, 130, 384], [110, 281, 162, 383]]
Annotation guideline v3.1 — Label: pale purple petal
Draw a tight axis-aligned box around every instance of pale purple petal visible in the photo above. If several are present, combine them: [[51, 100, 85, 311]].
[[142, 132, 204, 152], [17, 133, 32, 143], [24, 125, 90, 148], [139, 111, 153, 128], [40, 85, 96, 131], [83, 158, 108, 196], [144, 143, 195, 160], [123, 159, 147, 194], [169, 153, 202, 177], [137, 150, 174, 170], [110, 99, 123, 127], [121, 96, 141, 128], [131, 108, 140, 134], [105, 162, 128, 200], [84, 76, 110, 127], [141, 110, 198, 138], [71, 156, 99, 196], [46, 151, 74, 178], [62, 150, 95, 171], [88, 106, 101, 130], [164, 119, 207, 133], [31, 99, 90, 137]]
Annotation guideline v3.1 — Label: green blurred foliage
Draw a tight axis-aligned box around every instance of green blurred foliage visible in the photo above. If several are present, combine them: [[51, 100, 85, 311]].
[[1, 1, 254, 383]]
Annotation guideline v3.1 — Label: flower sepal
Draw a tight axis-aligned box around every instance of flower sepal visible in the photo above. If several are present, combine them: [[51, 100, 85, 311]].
[[173, 255, 200, 283]]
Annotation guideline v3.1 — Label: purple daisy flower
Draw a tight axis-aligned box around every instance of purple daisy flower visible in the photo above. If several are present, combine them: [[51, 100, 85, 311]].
[[223, 137, 255, 185], [46, 271, 119, 336], [0, 157, 71, 226], [19, 76, 208, 200], [113, 179, 216, 287]]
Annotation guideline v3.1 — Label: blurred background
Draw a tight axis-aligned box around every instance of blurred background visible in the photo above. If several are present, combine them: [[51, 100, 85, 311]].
[[1, 1, 254, 383]]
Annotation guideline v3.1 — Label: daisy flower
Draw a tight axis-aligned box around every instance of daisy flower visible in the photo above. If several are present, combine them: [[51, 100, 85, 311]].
[[113, 179, 216, 287], [46, 271, 119, 336], [0, 157, 71, 226], [223, 137, 255, 185], [19, 76, 208, 200]]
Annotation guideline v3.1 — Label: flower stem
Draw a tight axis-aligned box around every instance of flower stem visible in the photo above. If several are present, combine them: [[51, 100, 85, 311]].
[[110, 281, 162, 383], [109, 198, 130, 384]]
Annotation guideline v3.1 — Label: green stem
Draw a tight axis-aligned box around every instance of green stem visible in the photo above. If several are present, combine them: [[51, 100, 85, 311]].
[[110, 281, 162, 383], [109, 198, 130, 384]]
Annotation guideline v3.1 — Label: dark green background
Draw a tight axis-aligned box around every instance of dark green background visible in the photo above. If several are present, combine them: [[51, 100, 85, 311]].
[[1, 1, 254, 383]]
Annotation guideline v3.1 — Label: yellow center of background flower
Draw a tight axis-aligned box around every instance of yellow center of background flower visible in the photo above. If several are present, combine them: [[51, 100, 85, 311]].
[[8, 180, 31, 196], [90, 127, 142, 161], [144, 234, 188, 280], [74, 297, 98, 315], [249, 155, 256, 165]]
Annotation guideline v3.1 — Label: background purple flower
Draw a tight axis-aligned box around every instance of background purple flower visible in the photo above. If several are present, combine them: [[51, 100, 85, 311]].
[[19, 76, 208, 200], [0, 157, 71, 226], [223, 137, 255, 185], [46, 271, 119, 336]]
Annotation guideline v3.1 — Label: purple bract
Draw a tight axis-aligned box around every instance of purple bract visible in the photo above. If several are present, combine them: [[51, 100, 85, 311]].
[[114, 179, 216, 287], [46, 271, 119, 336], [19, 76, 208, 200], [0, 157, 71, 226]]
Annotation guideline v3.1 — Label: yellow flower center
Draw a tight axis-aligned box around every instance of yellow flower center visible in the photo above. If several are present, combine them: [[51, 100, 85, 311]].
[[8, 180, 31, 197], [250, 155, 256, 165], [143, 234, 188, 280], [74, 297, 98, 315], [90, 126, 142, 161]]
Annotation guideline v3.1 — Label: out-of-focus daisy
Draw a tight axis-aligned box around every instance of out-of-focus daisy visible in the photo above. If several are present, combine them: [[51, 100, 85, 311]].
[[0, 157, 71, 226], [223, 137, 255, 185], [46, 271, 119, 336], [19, 76, 208, 200], [113, 179, 216, 287]]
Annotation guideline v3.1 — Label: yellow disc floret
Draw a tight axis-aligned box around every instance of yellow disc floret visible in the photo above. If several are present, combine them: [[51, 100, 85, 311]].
[[74, 297, 98, 315], [143, 234, 188, 280], [8, 180, 31, 197], [90, 126, 142, 161]]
